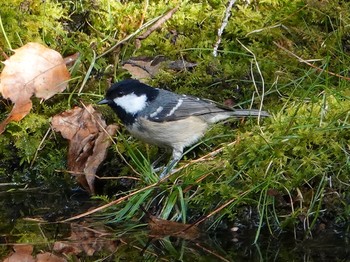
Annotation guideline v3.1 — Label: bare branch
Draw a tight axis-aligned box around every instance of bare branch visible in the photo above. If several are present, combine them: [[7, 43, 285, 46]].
[[213, 0, 237, 57]]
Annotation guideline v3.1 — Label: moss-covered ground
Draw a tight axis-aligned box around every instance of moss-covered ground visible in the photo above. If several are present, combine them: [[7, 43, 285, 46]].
[[0, 0, 349, 251]]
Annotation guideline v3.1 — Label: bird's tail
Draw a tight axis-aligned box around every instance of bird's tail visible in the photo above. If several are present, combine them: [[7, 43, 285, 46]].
[[232, 109, 270, 118]]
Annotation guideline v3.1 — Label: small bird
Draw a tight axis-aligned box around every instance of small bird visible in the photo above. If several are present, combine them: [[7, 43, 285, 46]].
[[99, 79, 269, 178]]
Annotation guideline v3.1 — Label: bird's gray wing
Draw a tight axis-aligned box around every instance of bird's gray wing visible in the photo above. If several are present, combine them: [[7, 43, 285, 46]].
[[144, 91, 230, 122]]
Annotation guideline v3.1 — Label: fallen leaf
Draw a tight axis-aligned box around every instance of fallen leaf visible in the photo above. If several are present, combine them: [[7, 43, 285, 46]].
[[53, 241, 82, 256], [122, 56, 166, 80], [122, 56, 197, 80], [148, 215, 201, 240], [53, 223, 116, 256], [167, 59, 197, 71], [63, 52, 80, 67], [84, 124, 118, 193], [3, 244, 35, 262], [0, 100, 33, 133], [51, 105, 118, 193], [36, 252, 67, 262], [0, 42, 70, 134]]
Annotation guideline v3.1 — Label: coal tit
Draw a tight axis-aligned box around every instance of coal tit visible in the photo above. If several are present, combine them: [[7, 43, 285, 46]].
[[98, 79, 269, 178]]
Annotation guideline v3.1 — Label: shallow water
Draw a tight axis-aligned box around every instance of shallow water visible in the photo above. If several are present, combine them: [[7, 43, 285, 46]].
[[1, 186, 349, 261]]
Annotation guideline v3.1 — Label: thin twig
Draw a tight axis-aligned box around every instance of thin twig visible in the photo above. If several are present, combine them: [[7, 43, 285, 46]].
[[213, 0, 237, 57], [62, 182, 157, 222], [0, 46, 9, 60], [192, 189, 250, 227], [96, 175, 141, 181], [193, 198, 236, 226], [274, 41, 350, 81], [135, 7, 179, 48], [54, 170, 141, 181], [194, 243, 231, 262], [0, 182, 23, 186], [172, 141, 237, 175], [54, 169, 85, 176], [136, 7, 178, 41], [96, 15, 162, 59], [183, 173, 212, 193], [246, 24, 289, 36]]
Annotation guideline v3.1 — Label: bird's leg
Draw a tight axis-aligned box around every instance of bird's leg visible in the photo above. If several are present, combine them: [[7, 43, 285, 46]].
[[159, 149, 182, 179], [151, 148, 168, 172]]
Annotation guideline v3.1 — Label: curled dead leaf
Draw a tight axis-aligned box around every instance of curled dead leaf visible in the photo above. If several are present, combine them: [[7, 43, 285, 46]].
[[51, 105, 118, 194]]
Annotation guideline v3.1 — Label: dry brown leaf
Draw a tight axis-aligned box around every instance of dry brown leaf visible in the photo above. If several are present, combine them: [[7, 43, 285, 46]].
[[122, 56, 197, 80], [53, 223, 117, 256], [51, 105, 118, 194], [3, 244, 35, 262], [36, 252, 67, 262], [148, 215, 201, 240], [0, 100, 32, 133], [0, 42, 70, 134], [84, 124, 118, 193], [122, 56, 165, 80]]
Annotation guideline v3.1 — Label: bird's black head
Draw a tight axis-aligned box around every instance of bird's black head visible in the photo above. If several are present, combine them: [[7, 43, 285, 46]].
[[98, 79, 159, 125]]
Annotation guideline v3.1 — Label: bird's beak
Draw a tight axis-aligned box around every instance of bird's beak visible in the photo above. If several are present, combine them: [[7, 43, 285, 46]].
[[98, 99, 110, 105]]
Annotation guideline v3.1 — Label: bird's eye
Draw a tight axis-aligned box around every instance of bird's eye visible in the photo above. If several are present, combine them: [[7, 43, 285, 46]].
[[115, 91, 124, 97]]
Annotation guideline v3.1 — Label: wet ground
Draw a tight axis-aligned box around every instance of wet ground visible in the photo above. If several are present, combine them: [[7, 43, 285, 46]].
[[1, 185, 349, 261]]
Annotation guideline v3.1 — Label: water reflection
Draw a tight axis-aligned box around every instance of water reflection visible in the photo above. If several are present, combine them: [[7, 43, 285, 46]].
[[0, 186, 349, 261], [1, 221, 349, 261]]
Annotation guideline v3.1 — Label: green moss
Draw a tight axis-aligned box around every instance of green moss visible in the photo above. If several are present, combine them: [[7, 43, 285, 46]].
[[189, 94, 350, 229], [0, 0, 66, 50]]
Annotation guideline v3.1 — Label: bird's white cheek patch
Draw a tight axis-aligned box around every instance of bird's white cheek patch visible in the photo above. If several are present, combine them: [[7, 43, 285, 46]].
[[114, 93, 147, 114]]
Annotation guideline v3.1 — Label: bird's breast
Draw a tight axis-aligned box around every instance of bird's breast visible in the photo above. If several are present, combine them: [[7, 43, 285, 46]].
[[126, 116, 209, 151]]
